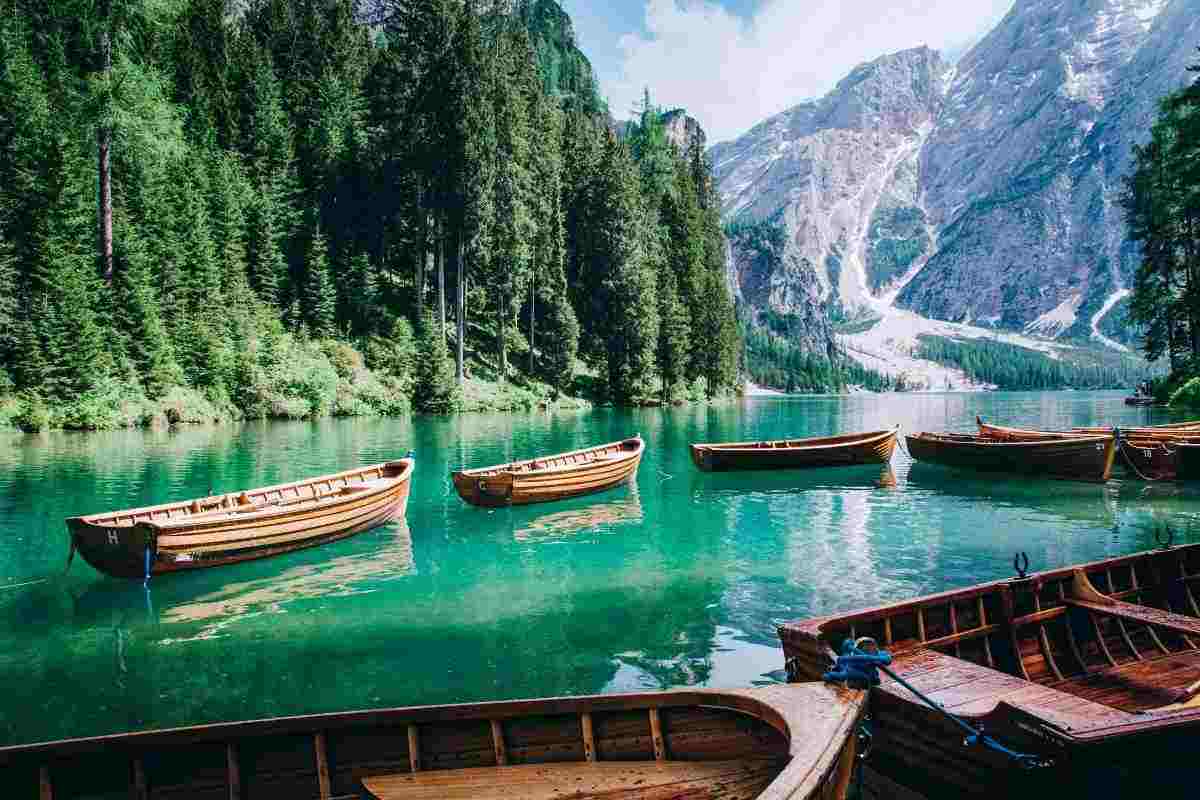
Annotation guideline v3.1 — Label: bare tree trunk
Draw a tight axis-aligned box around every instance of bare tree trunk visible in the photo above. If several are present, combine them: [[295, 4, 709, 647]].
[[415, 185, 426, 313], [528, 271, 535, 376], [498, 286, 507, 383], [457, 232, 465, 385], [97, 23, 113, 283], [437, 213, 446, 344]]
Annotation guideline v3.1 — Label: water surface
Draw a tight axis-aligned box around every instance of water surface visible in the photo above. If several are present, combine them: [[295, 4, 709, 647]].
[[2, 390, 1198, 745]]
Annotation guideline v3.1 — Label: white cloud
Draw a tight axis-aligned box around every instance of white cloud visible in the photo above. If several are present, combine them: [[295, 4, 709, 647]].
[[606, 0, 1014, 143]]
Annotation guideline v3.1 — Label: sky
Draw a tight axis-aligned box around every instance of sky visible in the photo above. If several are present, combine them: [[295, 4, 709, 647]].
[[560, 0, 1016, 145]]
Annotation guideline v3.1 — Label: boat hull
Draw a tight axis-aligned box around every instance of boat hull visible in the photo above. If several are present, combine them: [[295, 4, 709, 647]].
[[690, 427, 898, 472], [1176, 442, 1200, 481], [907, 432, 1115, 481], [976, 420, 1181, 480], [0, 684, 865, 800], [453, 438, 643, 508], [780, 543, 1200, 798], [67, 459, 414, 579]]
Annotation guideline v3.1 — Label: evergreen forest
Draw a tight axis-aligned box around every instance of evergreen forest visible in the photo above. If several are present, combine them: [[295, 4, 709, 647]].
[[1123, 53, 1200, 404], [0, 0, 739, 430], [916, 336, 1153, 391]]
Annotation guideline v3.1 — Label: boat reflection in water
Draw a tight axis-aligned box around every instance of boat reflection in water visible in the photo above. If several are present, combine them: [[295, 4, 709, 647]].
[[512, 486, 643, 542], [692, 463, 898, 497], [157, 519, 415, 639]]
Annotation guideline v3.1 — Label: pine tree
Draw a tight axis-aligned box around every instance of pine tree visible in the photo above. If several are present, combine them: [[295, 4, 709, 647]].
[[593, 133, 658, 402], [485, 27, 539, 382], [304, 219, 337, 338], [414, 310, 460, 412], [656, 267, 689, 402]]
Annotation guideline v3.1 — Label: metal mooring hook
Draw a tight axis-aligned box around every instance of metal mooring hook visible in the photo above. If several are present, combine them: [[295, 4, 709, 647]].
[[1156, 526, 1174, 550], [1013, 551, 1030, 579]]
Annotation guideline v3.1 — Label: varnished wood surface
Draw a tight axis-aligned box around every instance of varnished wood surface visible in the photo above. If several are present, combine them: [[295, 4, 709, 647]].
[[906, 431, 1116, 481], [977, 418, 1194, 480], [689, 427, 898, 472], [362, 759, 785, 799], [779, 543, 1200, 797], [452, 437, 643, 507], [66, 459, 414, 579], [1, 684, 864, 800]]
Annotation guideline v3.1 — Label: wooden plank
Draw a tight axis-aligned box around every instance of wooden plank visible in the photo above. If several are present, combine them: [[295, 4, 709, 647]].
[[490, 720, 507, 766], [314, 731, 331, 800], [361, 759, 782, 800], [408, 724, 421, 772], [227, 743, 241, 800], [133, 757, 148, 800], [580, 713, 595, 763], [648, 708, 665, 762], [1068, 569, 1200, 638]]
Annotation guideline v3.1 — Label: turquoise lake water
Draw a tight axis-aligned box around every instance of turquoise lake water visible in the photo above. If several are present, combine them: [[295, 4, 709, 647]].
[[2, 390, 1199, 746]]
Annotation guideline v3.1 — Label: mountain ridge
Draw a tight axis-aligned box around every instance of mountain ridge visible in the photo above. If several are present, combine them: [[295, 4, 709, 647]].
[[710, 0, 1199, 366]]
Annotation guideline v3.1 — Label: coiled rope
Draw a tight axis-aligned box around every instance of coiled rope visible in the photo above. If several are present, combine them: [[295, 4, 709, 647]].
[[820, 638, 1052, 770]]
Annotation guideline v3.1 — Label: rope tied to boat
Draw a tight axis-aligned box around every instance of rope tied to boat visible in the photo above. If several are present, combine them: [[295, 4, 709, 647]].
[[823, 637, 1052, 770], [1113, 426, 1173, 482]]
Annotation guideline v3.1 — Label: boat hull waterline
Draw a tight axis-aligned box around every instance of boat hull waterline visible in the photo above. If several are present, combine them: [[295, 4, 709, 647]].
[[67, 459, 414, 579], [452, 437, 644, 507], [906, 431, 1116, 482], [690, 427, 899, 472]]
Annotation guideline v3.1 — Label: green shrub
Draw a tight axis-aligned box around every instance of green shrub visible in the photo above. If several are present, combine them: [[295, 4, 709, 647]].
[[321, 340, 364, 380], [14, 393, 52, 432], [1169, 377, 1200, 408], [0, 394, 21, 429], [156, 386, 225, 424]]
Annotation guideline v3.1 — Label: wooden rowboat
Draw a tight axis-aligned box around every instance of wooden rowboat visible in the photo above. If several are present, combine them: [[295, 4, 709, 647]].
[[976, 418, 1194, 480], [452, 437, 643, 507], [66, 459, 414, 579], [780, 543, 1200, 798], [0, 684, 866, 800], [690, 427, 899, 472], [906, 431, 1116, 482]]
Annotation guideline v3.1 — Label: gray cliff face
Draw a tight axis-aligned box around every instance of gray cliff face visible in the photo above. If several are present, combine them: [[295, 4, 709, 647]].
[[902, 0, 1195, 336], [661, 109, 706, 151], [710, 47, 948, 318], [711, 0, 1200, 346]]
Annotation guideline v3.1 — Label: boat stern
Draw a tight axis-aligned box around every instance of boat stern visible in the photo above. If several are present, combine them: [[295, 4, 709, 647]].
[[66, 517, 157, 580], [689, 445, 714, 472], [451, 470, 514, 507]]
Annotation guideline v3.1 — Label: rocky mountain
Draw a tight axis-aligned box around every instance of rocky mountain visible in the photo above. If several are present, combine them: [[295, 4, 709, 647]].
[[712, 0, 1200, 349]]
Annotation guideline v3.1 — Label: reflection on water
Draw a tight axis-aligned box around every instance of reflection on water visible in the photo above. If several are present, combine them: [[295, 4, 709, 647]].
[[160, 520, 415, 640], [2, 392, 1200, 745], [513, 486, 643, 542]]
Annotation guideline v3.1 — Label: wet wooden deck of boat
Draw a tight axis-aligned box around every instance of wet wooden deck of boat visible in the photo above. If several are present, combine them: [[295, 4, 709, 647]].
[[363, 758, 784, 799]]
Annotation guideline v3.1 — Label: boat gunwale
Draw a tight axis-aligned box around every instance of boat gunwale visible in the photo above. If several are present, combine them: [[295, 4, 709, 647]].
[[142, 460, 414, 533], [0, 684, 865, 796], [66, 458, 415, 529], [780, 542, 1200, 640], [908, 431, 1114, 448], [451, 436, 644, 480], [691, 426, 899, 454]]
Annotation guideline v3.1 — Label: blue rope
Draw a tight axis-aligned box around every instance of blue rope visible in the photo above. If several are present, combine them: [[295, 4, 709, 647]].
[[823, 638, 1049, 769]]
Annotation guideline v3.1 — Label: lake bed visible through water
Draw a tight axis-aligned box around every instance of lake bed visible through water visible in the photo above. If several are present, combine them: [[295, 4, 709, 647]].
[[2, 390, 1198, 745]]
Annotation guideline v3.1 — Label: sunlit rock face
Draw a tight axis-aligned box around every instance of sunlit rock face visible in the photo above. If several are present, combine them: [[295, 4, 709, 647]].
[[710, 47, 948, 325], [711, 0, 1200, 348]]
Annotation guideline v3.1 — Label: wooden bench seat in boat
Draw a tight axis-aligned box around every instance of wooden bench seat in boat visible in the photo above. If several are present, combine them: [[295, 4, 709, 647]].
[[1064, 569, 1200, 639], [362, 758, 785, 800], [884, 649, 1136, 728]]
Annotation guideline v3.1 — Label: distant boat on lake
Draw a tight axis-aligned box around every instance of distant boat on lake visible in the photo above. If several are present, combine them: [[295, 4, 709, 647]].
[[452, 437, 643, 507], [690, 427, 899, 472], [66, 459, 414, 579]]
